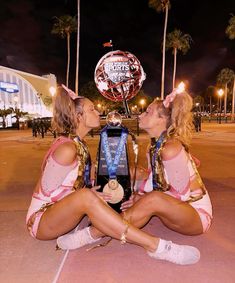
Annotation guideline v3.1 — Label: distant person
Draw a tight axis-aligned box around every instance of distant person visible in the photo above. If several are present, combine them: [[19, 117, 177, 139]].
[[32, 119, 37, 137], [193, 112, 201, 132]]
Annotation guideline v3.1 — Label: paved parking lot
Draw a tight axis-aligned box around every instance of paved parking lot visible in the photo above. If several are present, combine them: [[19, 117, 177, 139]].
[[0, 122, 235, 283]]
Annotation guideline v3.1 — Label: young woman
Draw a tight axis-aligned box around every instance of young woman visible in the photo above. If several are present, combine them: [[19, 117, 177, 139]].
[[26, 85, 200, 265], [122, 89, 213, 236]]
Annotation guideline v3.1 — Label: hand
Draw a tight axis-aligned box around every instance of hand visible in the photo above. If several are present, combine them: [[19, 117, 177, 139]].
[[91, 186, 112, 202], [120, 193, 142, 211]]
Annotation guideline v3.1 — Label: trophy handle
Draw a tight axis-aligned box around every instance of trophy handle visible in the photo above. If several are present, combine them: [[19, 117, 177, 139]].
[[128, 130, 138, 193]]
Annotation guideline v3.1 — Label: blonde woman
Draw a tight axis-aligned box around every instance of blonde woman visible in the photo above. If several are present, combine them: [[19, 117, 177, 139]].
[[123, 89, 213, 236]]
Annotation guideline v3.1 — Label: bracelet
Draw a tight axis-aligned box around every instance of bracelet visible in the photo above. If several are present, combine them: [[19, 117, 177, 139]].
[[120, 219, 129, 245]]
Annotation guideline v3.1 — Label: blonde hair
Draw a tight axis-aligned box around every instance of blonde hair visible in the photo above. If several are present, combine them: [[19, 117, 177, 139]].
[[153, 91, 194, 147], [52, 86, 84, 134]]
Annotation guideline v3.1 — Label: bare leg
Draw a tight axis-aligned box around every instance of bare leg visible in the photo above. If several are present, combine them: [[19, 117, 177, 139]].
[[88, 191, 203, 239], [124, 191, 203, 235], [36, 189, 158, 252], [44, 189, 200, 265]]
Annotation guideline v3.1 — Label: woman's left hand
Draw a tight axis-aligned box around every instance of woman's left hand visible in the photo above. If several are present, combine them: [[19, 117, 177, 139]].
[[120, 193, 142, 211]]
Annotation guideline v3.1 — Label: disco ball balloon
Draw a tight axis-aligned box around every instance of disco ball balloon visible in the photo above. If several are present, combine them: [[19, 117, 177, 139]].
[[106, 111, 122, 127], [94, 50, 146, 102]]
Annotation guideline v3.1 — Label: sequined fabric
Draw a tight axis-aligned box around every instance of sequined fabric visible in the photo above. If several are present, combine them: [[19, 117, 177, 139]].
[[73, 138, 91, 190], [150, 131, 206, 198], [150, 133, 170, 192]]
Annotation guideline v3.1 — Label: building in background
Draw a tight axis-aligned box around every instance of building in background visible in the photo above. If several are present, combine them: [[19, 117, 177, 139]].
[[0, 66, 57, 127]]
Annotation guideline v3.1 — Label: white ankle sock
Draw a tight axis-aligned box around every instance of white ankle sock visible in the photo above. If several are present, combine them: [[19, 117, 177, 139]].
[[148, 238, 200, 265], [57, 227, 100, 250], [155, 238, 167, 253]]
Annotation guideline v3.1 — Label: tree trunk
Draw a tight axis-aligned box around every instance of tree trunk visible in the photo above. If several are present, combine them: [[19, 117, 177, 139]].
[[161, 5, 169, 99], [66, 32, 71, 87], [209, 95, 212, 117], [3, 117, 6, 128], [75, 0, 80, 94], [232, 77, 235, 121], [224, 83, 227, 117], [172, 48, 177, 90]]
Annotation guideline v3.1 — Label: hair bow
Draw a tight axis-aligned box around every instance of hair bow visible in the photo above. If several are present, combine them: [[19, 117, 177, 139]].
[[163, 89, 177, 108], [61, 84, 83, 100]]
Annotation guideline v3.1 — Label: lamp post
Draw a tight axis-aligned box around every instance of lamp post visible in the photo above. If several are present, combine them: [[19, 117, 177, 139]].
[[217, 89, 224, 124], [13, 95, 19, 129], [139, 99, 146, 113]]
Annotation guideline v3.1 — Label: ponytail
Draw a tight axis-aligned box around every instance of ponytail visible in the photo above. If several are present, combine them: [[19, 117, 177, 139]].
[[153, 91, 194, 147], [52, 86, 84, 134], [169, 91, 194, 147]]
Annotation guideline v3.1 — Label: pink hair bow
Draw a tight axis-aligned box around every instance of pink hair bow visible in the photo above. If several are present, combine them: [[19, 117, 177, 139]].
[[61, 84, 83, 100], [163, 89, 177, 108]]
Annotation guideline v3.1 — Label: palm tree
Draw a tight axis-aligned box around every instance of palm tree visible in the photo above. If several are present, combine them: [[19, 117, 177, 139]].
[[10, 108, 28, 130], [52, 15, 77, 87], [225, 14, 235, 39], [193, 95, 204, 113], [226, 14, 235, 120], [148, 0, 171, 99], [75, 0, 80, 94], [166, 29, 192, 89], [217, 68, 234, 117], [0, 108, 12, 128], [201, 86, 217, 116]]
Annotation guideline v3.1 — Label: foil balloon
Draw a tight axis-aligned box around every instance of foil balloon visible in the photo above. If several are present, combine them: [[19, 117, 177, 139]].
[[94, 50, 146, 102]]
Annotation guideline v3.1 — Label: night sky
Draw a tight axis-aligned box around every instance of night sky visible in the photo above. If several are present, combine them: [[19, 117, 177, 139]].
[[0, 0, 235, 97]]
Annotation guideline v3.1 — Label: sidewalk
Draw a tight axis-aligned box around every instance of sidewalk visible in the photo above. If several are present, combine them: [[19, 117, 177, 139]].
[[0, 123, 235, 283]]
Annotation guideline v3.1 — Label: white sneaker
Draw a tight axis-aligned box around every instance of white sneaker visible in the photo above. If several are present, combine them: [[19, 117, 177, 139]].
[[56, 227, 100, 250], [148, 240, 200, 265]]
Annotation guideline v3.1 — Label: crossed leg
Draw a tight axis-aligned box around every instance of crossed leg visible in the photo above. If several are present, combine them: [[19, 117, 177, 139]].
[[123, 191, 204, 235], [36, 189, 158, 252], [88, 190, 203, 239], [41, 189, 201, 265]]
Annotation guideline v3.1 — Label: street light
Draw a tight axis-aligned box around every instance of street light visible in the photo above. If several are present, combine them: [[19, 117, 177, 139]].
[[217, 89, 224, 124], [49, 86, 56, 97], [176, 81, 185, 93], [97, 103, 102, 114], [139, 99, 146, 113]]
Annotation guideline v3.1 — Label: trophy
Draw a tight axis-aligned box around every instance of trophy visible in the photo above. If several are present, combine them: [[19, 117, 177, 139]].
[[94, 50, 145, 212]]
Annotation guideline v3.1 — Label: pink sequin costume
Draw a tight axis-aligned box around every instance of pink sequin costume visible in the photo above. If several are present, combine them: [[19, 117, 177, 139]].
[[26, 136, 80, 238], [138, 147, 212, 233]]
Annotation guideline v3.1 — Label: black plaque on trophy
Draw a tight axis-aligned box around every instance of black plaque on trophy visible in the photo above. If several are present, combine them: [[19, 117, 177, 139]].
[[95, 113, 132, 213]]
